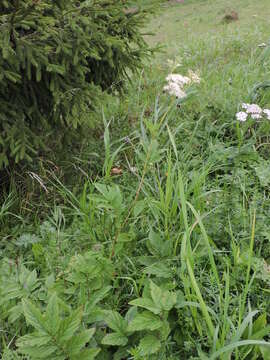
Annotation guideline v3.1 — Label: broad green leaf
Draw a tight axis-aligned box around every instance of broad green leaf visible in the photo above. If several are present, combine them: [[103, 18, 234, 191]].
[[129, 297, 161, 314], [253, 313, 267, 334], [134, 200, 146, 217], [113, 346, 129, 360], [1, 283, 22, 302], [8, 303, 23, 323], [159, 319, 171, 340], [22, 299, 47, 333], [103, 311, 128, 334], [59, 308, 83, 341], [46, 293, 59, 335], [67, 328, 96, 355], [150, 281, 177, 311], [255, 163, 270, 187], [260, 345, 270, 359], [72, 348, 100, 360], [86, 286, 112, 311], [25, 269, 39, 290], [16, 333, 51, 348], [127, 311, 162, 332], [139, 335, 161, 356], [101, 332, 128, 346], [148, 229, 164, 256], [125, 306, 137, 323], [17, 342, 59, 359], [143, 262, 172, 278]]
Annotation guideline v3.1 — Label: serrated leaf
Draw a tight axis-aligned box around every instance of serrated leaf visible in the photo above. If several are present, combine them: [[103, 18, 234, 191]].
[[67, 328, 96, 355], [25, 269, 39, 290], [129, 297, 161, 314], [90, 286, 112, 306], [143, 262, 172, 278], [16, 333, 51, 348], [22, 299, 47, 333], [8, 303, 24, 323], [45, 293, 59, 335], [148, 229, 164, 256], [101, 332, 128, 346], [17, 341, 59, 359], [159, 319, 171, 340], [59, 308, 83, 341], [113, 346, 129, 360], [125, 306, 137, 323], [72, 348, 100, 360], [127, 311, 162, 332], [254, 162, 270, 187], [150, 281, 176, 311], [139, 335, 161, 355], [103, 311, 128, 334]]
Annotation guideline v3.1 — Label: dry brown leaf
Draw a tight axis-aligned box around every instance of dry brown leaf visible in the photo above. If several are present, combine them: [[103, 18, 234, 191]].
[[111, 167, 123, 176]]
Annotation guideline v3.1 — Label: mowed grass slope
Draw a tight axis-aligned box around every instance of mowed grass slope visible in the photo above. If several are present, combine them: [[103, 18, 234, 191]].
[[143, 0, 270, 114], [147, 0, 270, 53]]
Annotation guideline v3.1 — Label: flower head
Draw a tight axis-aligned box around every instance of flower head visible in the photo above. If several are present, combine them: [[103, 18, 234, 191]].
[[164, 70, 201, 99], [163, 83, 186, 99], [188, 70, 201, 83], [241, 103, 250, 110], [166, 74, 191, 86], [263, 109, 270, 120], [246, 104, 262, 114], [236, 111, 248, 122], [251, 113, 262, 120]]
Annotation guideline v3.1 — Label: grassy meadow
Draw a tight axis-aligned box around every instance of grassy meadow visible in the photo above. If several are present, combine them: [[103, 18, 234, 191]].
[[1, 0, 270, 359]]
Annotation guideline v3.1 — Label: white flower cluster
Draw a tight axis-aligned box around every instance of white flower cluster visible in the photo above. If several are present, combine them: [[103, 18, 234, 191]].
[[236, 103, 270, 122], [163, 71, 201, 99], [188, 70, 201, 84]]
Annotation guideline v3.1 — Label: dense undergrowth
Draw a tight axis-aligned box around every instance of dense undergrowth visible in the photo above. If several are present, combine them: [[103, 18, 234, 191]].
[[1, 0, 270, 359]]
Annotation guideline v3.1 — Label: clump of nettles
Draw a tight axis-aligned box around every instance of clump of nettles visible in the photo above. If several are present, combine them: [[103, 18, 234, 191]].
[[163, 70, 200, 99], [236, 104, 270, 122]]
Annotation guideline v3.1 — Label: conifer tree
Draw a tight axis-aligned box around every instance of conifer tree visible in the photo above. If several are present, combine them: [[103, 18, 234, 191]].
[[0, 0, 152, 168]]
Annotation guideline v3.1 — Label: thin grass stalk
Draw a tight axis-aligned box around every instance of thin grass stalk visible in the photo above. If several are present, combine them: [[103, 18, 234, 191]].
[[179, 172, 210, 339], [240, 210, 256, 323], [186, 201, 221, 293], [186, 257, 216, 340]]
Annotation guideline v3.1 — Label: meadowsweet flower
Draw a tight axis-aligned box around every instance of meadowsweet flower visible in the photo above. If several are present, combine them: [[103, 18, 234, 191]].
[[246, 104, 262, 114], [188, 69, 201, 83], [164, 70, 201, 99], [242, 103, 250, 110], [163, 83, 186, 99], [164, 73, 189, 98], [251, 113, 262, 120], [236, 111, 248, 122], [263, 109, 270, 120], [166, 74, 191, 86]]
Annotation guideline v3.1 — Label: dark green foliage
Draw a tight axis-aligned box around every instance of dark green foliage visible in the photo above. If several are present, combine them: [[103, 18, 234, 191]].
[[0, 0, 152, 168]]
